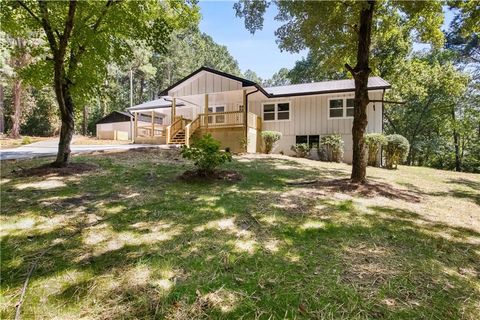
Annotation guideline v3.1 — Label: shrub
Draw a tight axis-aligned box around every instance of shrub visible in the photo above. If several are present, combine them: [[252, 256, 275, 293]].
[[384, 134, 410, 169], [318, 134, 344, 162], [21, 136, 31, 145], [290, 143, 310, 158], [365, 133, 387, 167], [261, 131, 282, 154], [180, 133, 232, 175]]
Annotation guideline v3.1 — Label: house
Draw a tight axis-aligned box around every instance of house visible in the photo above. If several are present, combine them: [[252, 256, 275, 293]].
[[125, 66, 391, 163]]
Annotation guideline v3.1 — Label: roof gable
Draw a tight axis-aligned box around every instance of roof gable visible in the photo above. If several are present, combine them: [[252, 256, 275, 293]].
[[160, 67, 257, 96]]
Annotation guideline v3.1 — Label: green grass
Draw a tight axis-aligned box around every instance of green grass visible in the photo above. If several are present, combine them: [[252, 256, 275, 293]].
[[1, 150, 479, 319]]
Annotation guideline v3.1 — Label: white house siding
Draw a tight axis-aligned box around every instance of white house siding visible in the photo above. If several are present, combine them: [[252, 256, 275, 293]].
[[248, 91, 383, 163], [168, 71, 242, 97], [96, 121, 132, 140]]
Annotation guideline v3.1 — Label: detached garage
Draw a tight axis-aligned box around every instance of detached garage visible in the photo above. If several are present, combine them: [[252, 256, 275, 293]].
[[96, 111, 133, 140]]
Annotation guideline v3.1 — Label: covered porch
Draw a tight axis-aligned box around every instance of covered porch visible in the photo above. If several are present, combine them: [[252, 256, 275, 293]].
[[128, 90, 262, 152]]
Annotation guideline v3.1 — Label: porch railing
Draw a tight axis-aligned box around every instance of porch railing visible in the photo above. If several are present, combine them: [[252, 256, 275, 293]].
[[166, 116, 185, 144], [247, 112, 262, 130], [185, 116, 200, 146], [199, 111, 245, 128]]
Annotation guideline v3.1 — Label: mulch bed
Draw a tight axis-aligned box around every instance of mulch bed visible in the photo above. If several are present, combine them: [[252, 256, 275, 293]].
[[178, 169, 242, 182], [12, 162, 98, 177]]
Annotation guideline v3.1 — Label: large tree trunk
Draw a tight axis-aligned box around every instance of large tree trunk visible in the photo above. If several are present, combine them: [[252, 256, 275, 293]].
[[349, 0, 375, 183], [10, 79, 22, 138], [0, 84, 4, 134], [451, 107, 461, 171], [52, 60, 75, 167]]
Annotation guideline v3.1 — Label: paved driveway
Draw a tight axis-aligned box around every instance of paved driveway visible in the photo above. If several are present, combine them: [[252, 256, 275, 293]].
[[0, 138, 166, 161]]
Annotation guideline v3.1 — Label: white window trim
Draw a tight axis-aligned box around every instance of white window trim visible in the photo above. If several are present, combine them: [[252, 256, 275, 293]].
[[207, 104, 226, 113], [327, 97, 354, 120], [262, 101, 292, 122]]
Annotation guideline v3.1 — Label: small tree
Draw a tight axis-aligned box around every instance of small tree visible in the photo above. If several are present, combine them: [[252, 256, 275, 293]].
[[384, 134, 409, 169], [365, 133, 387, 167], [181, 134, 232, 175], [319, 134, 344, 162], [262, 131, 282, 154], [290, 143, 310, 158]]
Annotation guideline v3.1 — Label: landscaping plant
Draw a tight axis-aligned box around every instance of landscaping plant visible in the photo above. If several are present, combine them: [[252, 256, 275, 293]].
[[384, 134, 410, 169], [365, 133, 387, 167], [181, 134, 232, 175], [319, 134, 344, 162], [290, 143, 310, 158], [261, 131, 282, 154]]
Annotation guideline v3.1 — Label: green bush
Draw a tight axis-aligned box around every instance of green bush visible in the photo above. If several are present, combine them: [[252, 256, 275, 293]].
[[261, 131, 282, 154], [318, 134, 344, 162], [384, 134, 410, 169], [290, 143, 310, 158], [180, 133, 232, 174], [21, 136, 31, 145], [365, 133, 387, 167]]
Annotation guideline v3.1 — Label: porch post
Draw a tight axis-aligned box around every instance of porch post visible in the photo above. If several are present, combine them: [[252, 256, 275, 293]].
[[204, 93, 209, 129], [134, 111, 138, 141], [151, 111, 154, 137], [171, 97, 176, 123]]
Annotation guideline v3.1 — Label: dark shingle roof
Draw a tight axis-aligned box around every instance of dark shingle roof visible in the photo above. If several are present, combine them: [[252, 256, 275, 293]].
[[265, 77, 391, 97]]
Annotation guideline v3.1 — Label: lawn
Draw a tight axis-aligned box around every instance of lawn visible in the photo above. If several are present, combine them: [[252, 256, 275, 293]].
[[1, 149, 479, 319]]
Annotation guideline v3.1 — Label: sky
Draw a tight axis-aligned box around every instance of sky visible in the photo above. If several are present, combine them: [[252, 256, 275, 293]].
[[198, 1, 455, 80]]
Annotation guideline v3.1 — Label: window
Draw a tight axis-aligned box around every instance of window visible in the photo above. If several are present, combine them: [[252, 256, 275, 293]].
[[263, 104, 275, 121], [296, 135, 308, 144], [346, 98, 354, 117], [208, 105, 225, 124], [263, 102, 290, 121], [329, 97, 354, 118], [295, 135, 319, 148], [329, 99, 343, 118], [277, 103, 290, 120]]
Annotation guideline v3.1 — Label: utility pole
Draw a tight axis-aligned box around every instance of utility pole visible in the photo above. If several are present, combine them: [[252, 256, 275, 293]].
[[130, 69, 133, 108]]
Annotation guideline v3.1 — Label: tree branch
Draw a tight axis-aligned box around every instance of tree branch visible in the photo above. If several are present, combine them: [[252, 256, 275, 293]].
[[16, 1, 41, 24], [38, 1, 58, 54]]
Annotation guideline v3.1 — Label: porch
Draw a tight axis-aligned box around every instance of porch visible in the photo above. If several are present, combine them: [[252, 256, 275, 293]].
[[130, 91, 263, 153]]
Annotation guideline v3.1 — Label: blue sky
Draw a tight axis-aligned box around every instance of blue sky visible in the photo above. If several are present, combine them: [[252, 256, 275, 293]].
[[199, 1, 455, 79]]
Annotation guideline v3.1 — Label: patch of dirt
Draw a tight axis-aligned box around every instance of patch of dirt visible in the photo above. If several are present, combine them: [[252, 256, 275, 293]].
[[292, 178, 422, 202], [178, 169, 242, 182], [12, 162, 98, 177]]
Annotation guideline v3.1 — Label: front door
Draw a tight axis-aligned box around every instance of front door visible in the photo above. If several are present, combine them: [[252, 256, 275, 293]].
[[208, 105, 225, 125]]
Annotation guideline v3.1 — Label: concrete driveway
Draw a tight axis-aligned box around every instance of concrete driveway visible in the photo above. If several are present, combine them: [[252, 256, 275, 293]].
[[0, 138, 166, 161]]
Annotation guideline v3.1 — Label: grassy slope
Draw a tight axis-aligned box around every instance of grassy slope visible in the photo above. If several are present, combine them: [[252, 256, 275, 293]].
[[1, 150, 479, 319]]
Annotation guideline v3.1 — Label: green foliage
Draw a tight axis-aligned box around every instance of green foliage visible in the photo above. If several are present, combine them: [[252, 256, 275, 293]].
[[261, 131, 282, 154], [290, 143, 310, 158], [319, 134, 344, 162], [21, 136, 31, 145], [384, 134, 410, 169], [180, 134, 232, 174], [365, 133, 387, 167], [263, 68, 291, 87]]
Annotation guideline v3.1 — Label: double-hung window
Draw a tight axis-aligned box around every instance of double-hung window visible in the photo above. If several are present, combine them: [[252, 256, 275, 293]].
[[296, 135, 320, 148], [329, 98, 355, 119], [263, 102, 290, 121]]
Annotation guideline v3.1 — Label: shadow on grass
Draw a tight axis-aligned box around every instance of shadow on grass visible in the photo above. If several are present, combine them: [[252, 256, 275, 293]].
[[1, 152, 479, 319]]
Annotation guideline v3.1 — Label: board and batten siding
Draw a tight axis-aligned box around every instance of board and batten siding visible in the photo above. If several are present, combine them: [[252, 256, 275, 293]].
[[248, 91, 383, 163], [169, 71, 243, 97]]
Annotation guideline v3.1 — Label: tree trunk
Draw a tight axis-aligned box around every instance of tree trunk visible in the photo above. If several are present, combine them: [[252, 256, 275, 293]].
[[10, 79, 22, 138], [0, 84, 4, 134], [349, 0, 375, 183], [82, 106, 87, 136], [451, 107, 461, 171], [52, 60, 75, 167]]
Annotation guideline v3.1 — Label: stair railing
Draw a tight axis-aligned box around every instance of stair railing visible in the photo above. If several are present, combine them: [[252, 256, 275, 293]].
[[166, 116, 184, 144], [185, 116, 200, 146]]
